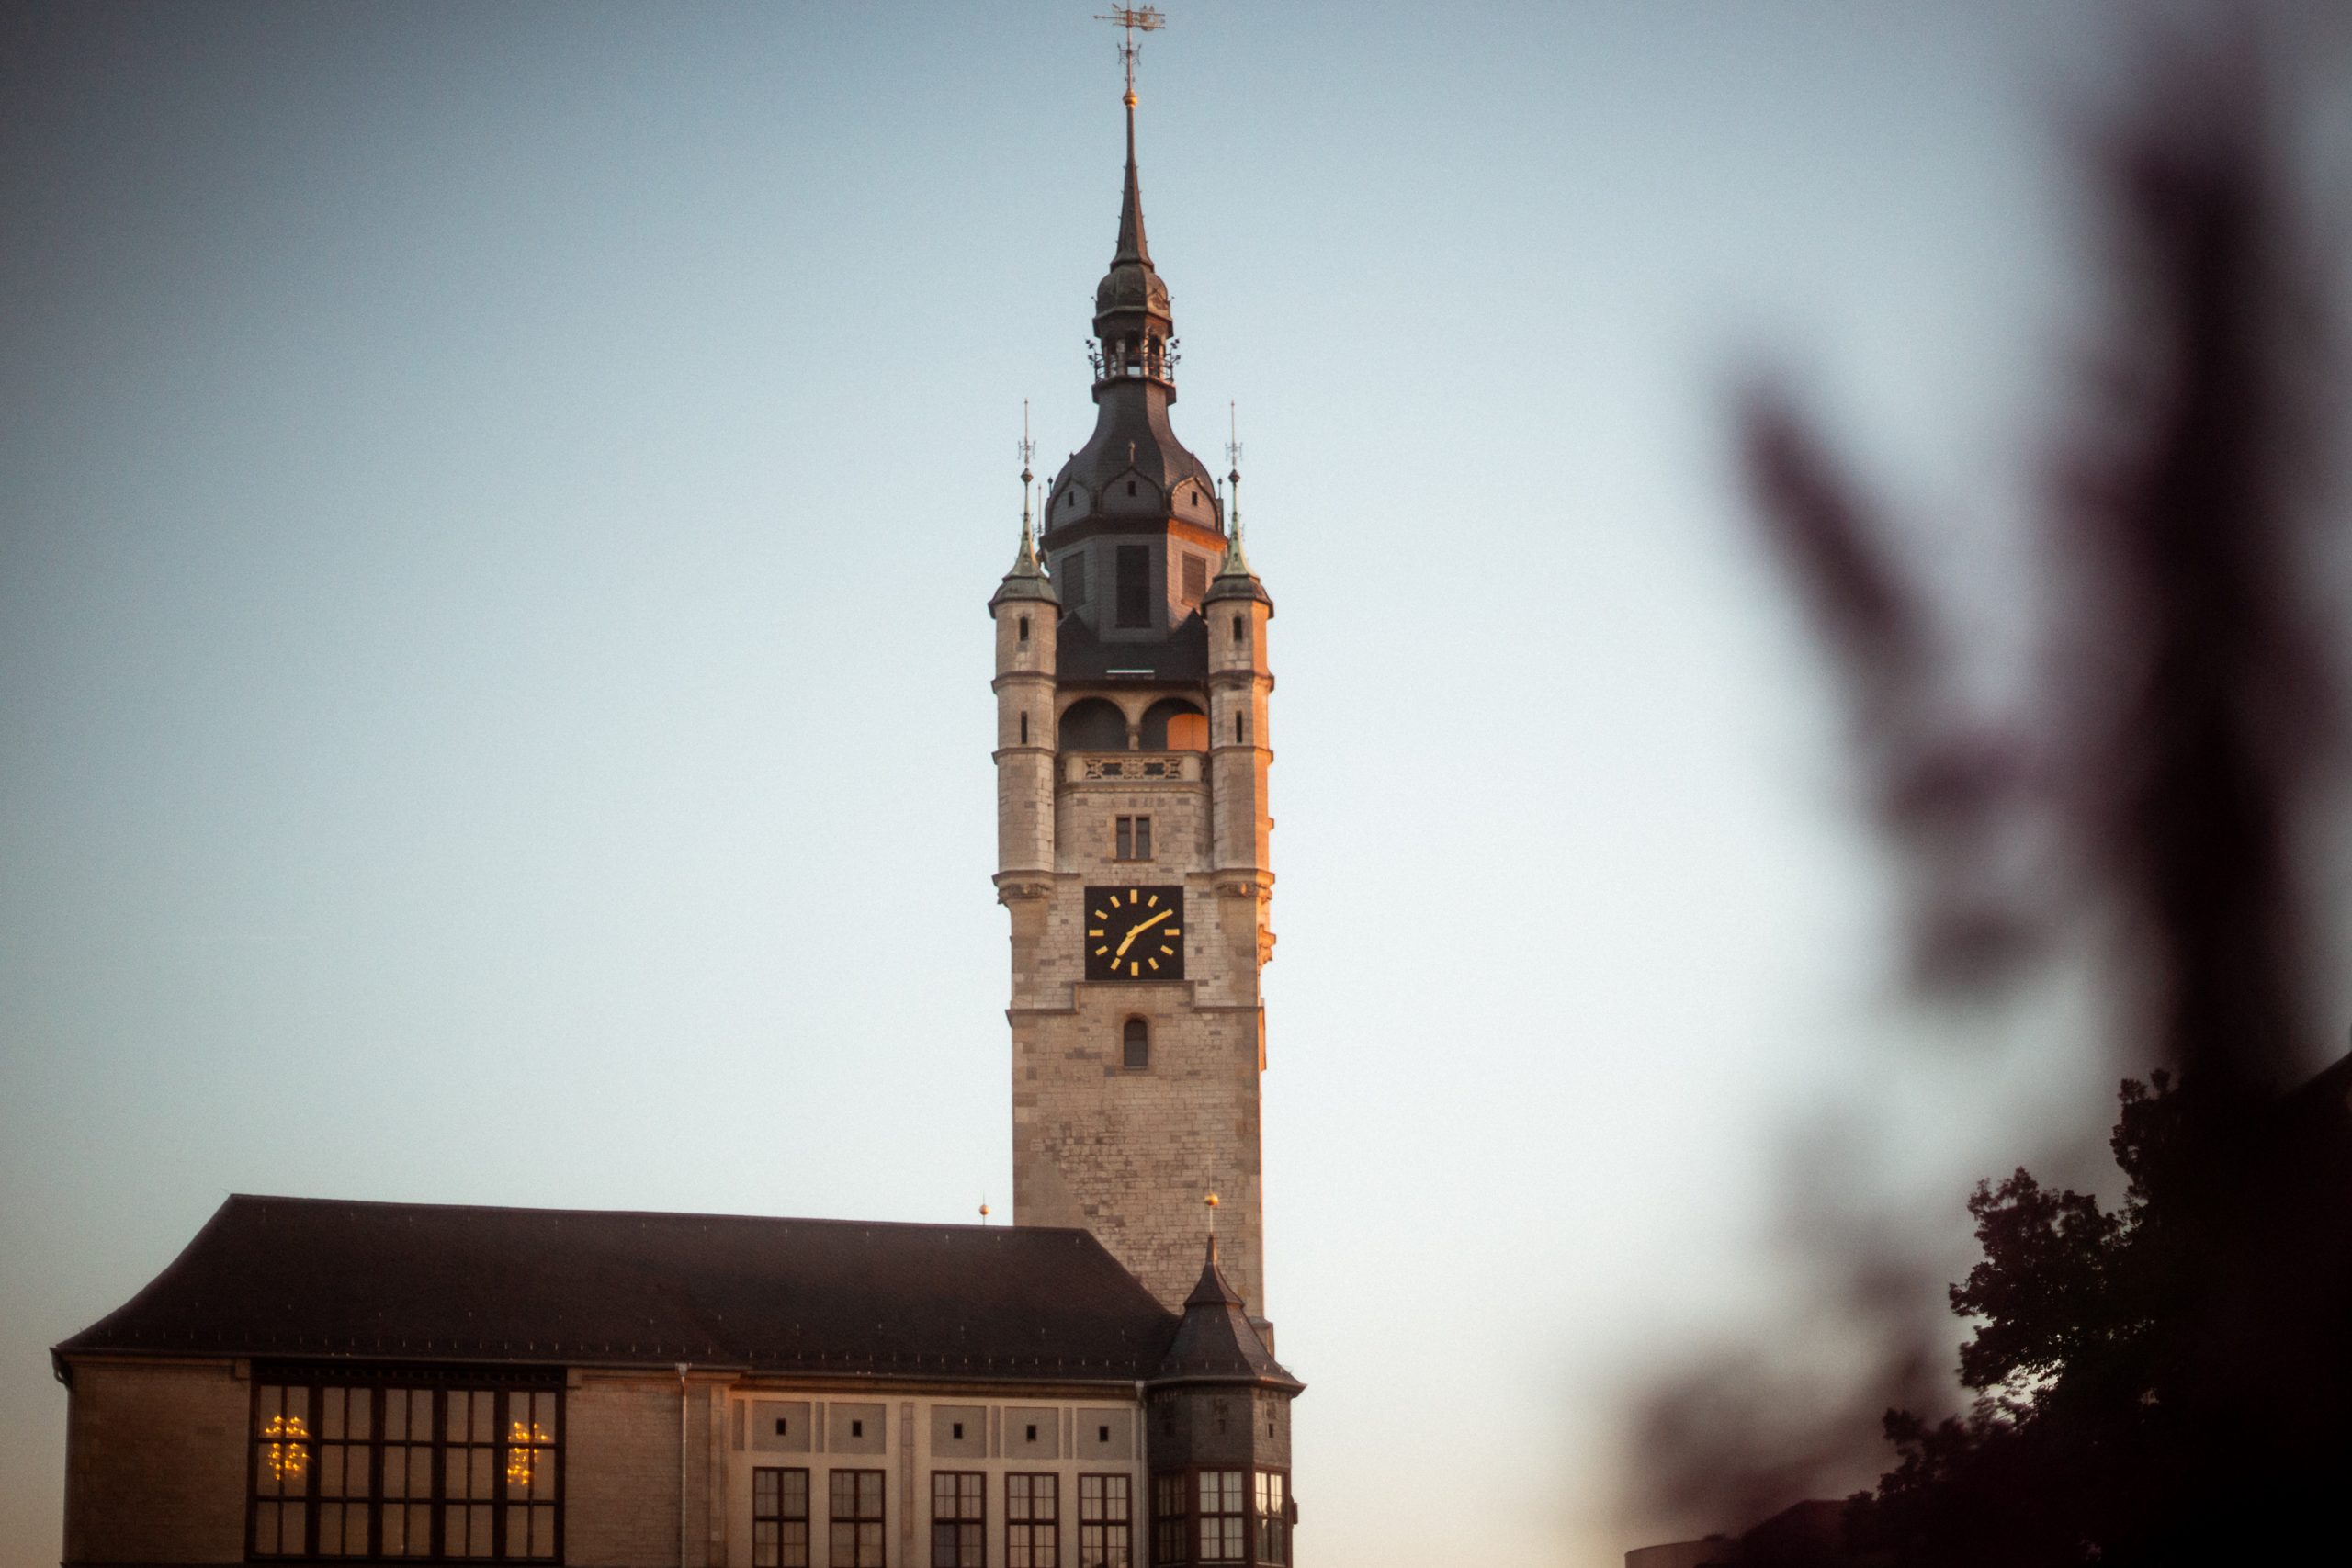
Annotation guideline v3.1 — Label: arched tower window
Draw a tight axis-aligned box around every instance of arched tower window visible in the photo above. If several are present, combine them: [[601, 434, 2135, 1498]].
[[1018, 615, 1030, 645], [1019, 713, 1029, 744], [1139, 697, 1207, 751], [1058, 698, 1127, 751], [1232, 614, 1246, 645], [1123, 1017, 1149, 1071]]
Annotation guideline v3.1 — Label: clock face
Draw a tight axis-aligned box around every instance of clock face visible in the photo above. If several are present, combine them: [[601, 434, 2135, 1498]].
[[1083, 886, 1186, 981]]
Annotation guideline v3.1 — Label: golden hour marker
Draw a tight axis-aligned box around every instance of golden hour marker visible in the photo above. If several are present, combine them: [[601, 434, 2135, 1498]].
[[1094, 945, 1110, 956], [1148, 958, 1159, 971], [1129, 888, 1138, 901], [1159, 944, 1174, 955], [1092, 909, 1106, 920], [1087, 929, 1105, 938], [1129, 962, 1139, 976], [1166, 928, 1181, 937], [1146, 894, 1159, 907], [1109, 895, 1121, 908]]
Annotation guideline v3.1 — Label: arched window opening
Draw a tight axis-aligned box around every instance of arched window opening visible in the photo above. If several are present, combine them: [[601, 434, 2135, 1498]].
[[1236, 712, 1250, 745], [1139, 697, 1208, 751], [1058, 697, 1127, 752], [1123, 1018, 1149, 1071], [1019, 713, 1029, 745], [1232, 615, 1246, 646], [1017, 615, 1030, 645]]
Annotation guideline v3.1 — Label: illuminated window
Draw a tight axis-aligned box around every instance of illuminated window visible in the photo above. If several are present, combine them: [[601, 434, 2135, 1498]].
[[1114, 816, 1152, 862], [1009, 1473, 1059, 1568], [249, 1375, 561, 1562], [753, 1468, 810, 1568], [931, 1471, 984, 1568], [832, 1470, 887, 1568], [1079, 1474, 1130, 1568], [1253, 1472, 1287, 1565], [1196, 1471, 1245, 1562]]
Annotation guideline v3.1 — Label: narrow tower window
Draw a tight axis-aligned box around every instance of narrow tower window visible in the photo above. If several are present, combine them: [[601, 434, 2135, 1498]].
[[1017, 615, 1030, 645], [1232, 614, 1246, 646], [1123, 1018, 1149, 1071], [1019, 713, 1029, 744], [1114, 545, 1152, 628], [1236, 712, 1250, 744]]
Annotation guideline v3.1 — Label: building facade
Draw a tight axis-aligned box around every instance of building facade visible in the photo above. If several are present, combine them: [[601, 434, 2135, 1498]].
[[52, 71, 1300, 1568]]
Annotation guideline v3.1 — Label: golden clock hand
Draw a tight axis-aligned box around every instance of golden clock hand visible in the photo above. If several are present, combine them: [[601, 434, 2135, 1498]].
[[1114, 908, 1175, 957]]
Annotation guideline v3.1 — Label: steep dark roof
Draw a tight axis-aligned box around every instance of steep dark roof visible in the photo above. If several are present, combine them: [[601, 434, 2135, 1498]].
[[54, 1195, 1180, 1382], [1152, 1237, 1301, 1392]]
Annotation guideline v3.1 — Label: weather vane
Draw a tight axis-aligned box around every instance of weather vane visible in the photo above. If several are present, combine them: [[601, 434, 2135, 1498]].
[[1093, 6, 1166, 105]]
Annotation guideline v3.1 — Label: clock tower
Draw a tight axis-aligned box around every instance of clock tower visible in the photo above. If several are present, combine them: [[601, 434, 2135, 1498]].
[[989, 79, 1275, 1320]]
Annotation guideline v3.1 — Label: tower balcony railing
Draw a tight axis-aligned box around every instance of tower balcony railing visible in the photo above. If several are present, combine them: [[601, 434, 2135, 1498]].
[[1087, 335, 1181, 388], [1063, 750, 1202, 784]]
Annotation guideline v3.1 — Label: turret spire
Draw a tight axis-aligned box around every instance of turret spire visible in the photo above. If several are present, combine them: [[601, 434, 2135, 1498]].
[[990, 401, 1056, 608]]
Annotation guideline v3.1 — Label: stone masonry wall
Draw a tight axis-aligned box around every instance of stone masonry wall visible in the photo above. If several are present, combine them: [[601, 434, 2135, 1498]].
[[1008, 742, 1269, 1315], [62, 1359, 247, 1564]]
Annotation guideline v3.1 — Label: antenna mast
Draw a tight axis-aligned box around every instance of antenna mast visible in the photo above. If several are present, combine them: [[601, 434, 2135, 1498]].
[[1093, 6, 1166, 104]]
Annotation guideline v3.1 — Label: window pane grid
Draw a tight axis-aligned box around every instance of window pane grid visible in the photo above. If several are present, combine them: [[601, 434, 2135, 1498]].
[[753, 1467, 810, 1568], [932, 1471, 984, 1567], [1010, 1473, 1058, 1568], [833, 1469, 887, 1568], [1080, 1474, 1131, 1568], [249, 1379, 560, 1562]]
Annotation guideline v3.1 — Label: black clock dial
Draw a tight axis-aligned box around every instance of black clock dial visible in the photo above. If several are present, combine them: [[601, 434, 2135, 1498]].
[[1083, 886, 1185, 981]]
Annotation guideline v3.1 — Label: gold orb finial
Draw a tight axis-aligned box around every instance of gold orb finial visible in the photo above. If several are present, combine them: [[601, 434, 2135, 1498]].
[[1204, 1192, 1219, 1208], [1124, 89, 1137, 108]]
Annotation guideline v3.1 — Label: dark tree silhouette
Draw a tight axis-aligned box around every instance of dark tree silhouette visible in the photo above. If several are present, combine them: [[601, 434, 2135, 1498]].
[[1641, 19, 2352, 1565]]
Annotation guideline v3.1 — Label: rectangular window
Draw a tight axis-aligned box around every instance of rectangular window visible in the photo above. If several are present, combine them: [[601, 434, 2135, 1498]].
[[1196, 1471, 1246, 1562], [1114, 815, 1152, 862], [1253, 1473, 1286, 1565], [1009, 1472, 1059, 1568], [931, 1471, 985, 1568], [753, 1468, 811, 1568], [1079, 1474, 1131, 1568], [1152, 1474, 1186, 1566], [832, 1471, 888, 1568], [249, 1377, 562, 1562], [1114, 545, 1152, 628]]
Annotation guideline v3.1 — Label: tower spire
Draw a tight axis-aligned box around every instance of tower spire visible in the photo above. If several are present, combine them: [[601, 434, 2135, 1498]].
[[1096, 7, 1163, 266]]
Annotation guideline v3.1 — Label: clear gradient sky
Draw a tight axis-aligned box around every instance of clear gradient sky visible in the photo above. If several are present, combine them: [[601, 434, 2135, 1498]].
[[0, 4, 2191, 1563]]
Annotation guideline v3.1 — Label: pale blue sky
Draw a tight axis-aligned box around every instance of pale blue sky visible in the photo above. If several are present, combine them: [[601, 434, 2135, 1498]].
[[0, 4, 2172, 1562]]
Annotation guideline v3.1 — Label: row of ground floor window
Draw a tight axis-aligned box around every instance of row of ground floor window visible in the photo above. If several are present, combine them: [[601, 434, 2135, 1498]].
[[761, 1467, 1286, 1568], [240, 1377, 1287, 1566]]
